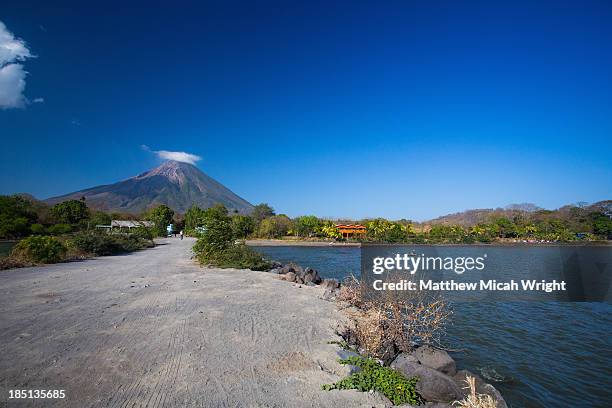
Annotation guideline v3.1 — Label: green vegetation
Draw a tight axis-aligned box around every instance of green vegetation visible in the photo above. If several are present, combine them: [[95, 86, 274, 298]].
[[0, 194, 159, 269], [184, 201, 611, 244], [0, 195, 37, 239], [71, 231, 152, 256], [144, 205, 175, 237], [251, 203, 275, 224], [322, 356, 422, 406], [1, 193, 609, 269], [47, 223, 73, 235], [11, 236, 67, 264], [293, 215, 322, 237], [50, 199, 89, 224], [231, 214, 256, 239], [257, 214, 293, 238], [366, 218, 414, 242], [192, 204, 271, 270], [90, 210, 112, 227]]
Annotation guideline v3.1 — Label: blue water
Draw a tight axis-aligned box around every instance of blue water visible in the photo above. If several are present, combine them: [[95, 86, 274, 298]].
[[0, 242, 16, 258], [255, 245, 612, 408]]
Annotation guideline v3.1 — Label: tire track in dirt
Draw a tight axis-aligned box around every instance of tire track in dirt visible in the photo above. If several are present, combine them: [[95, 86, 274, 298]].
[[0, 238, 391, 408]]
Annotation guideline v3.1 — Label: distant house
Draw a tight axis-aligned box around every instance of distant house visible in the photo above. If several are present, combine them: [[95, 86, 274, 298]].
[[96, 220, 154, 231], [111, 220, 154, 229], [336, 224, 367, 239]]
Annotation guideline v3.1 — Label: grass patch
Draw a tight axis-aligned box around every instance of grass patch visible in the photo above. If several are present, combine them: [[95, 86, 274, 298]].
[[322, 356, 422, 406]]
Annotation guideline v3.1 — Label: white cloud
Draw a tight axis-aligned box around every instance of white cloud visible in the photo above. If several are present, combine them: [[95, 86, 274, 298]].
[[32, 97, 44, 103], [0, 63, 27, 108], [141, 145, 202, 165], [0, 21, 34, 109]]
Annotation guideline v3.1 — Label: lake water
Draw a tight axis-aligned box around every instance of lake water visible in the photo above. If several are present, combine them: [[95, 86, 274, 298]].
[[255, 245, 612, 408], [0, 241, 16, 257]]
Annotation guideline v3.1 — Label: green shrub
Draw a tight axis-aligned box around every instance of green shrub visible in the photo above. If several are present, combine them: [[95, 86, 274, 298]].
[[0, 195, 38, 239], [47, 223, 73, 235], [132, 226, 155, 242], [30, 223, 46, 235], [322, 356, 422, 406], [11, 236, 67, 264], [191, 204, 271, 271], [195, 242, 271, 271], [71, 232, 148, 256]]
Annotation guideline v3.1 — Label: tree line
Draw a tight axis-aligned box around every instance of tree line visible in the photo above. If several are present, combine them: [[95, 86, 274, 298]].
[[184, 202, 611, 243], [2, 194, 610, 244], [0, 194, 187, 240]]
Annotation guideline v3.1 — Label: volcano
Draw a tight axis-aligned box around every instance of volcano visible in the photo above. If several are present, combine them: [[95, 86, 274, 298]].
[[44, 161, 254, 214]]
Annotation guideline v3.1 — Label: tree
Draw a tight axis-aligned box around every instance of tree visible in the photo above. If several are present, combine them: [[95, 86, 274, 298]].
[[145, 205, 175, 237], [257, 215, 293, 238], [185, 206, 206, 230], [0, 195, 38, 239], [491, 216, 517, 238], [320, 221, 342, 239], [591, 211, 612, 239], [293, 215, 321, 237], [195, 205, 234, 253], [366, 219, 408, 242], [232, 215, 255, 239], [252, 203, 275, 224], [90, 211, 111, 227], [51, 200, 89, 225]]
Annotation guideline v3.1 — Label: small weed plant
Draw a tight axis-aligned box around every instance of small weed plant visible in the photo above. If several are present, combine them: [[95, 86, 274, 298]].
[[322, 356, 422, 406], [453, 376, 497, 408]]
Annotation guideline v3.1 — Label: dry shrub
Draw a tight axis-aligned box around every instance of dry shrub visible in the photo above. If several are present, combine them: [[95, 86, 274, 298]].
[[337, 275, 365, 308], [453, 376, 497, 408], [338, 273, 452, 361]]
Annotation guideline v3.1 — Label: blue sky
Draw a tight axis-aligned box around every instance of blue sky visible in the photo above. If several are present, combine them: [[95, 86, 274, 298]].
[[1, 0, 611, 220]]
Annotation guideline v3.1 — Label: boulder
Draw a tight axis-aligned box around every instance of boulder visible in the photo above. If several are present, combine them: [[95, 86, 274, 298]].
[[279, 262, 302, 275], [481, 384, 508, 408], [295, 276, 304, 284], [390, 360, 462, 403], [453, 369, 484, 396], [321, 278, 340, 290], [284, 272, 296, 282], [414, 346, 456, 376], [303, 267, 322, 284], [392, 352, 419, 366]]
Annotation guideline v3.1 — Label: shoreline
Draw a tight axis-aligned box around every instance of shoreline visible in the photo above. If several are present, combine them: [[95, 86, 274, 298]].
[[245, 239, 361, 247], [246, 238, 611, 247]]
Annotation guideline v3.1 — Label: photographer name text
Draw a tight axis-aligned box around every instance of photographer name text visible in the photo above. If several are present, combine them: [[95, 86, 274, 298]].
[[373, 279, 567, 292]]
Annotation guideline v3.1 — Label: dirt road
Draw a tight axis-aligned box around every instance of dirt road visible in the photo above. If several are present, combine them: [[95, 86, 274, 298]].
[[0, 238, 388, 408]]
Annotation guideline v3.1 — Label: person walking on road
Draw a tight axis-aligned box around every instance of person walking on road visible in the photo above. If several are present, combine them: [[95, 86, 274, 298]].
[[180, 230, 184, 240]]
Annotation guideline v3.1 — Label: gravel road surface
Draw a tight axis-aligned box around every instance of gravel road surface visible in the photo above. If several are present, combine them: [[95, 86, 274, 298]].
[[0, 238, 388, 407]]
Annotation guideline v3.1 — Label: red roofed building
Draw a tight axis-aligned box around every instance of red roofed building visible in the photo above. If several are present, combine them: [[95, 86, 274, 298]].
[[335, 224, 367, 239]]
